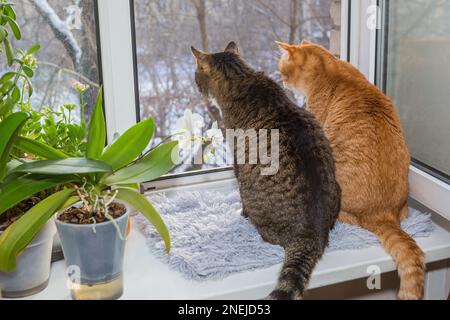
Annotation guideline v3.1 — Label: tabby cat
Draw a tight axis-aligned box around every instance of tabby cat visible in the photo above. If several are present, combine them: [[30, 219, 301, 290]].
[[277, 40, 425, 300], [191, 42, 341, 299]]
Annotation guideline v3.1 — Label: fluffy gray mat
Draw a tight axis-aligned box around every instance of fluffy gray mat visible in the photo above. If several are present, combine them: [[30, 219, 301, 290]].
[[134, 189, 434, 281]]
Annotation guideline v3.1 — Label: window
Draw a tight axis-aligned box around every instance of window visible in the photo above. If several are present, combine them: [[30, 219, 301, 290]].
[[377, 0, 450, 181], [13, 0, 101, 119], [132, 0, 340, 173]]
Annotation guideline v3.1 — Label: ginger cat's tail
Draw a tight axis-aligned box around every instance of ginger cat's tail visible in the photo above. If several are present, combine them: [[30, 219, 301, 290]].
[[365, 219, 425, 300]]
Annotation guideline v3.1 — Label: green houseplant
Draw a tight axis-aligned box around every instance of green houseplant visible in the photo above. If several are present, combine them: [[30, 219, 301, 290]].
[[14, 81, 93, 159], [0, 88, 178, 299], [0, 112, 58, 300], [0, 112, 58, 299], [0, 2, 56, 298]]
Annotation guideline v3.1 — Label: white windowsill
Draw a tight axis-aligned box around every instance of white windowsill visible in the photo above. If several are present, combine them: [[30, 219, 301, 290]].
[[22, 214, 450, 300], [22, 180, 450, 300]]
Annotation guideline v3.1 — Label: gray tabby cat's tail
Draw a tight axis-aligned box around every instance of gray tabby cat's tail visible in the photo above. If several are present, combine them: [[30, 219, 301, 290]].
[[267, 238, 323, 300]]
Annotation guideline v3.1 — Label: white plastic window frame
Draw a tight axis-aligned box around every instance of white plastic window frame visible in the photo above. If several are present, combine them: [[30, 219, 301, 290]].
[[96, 0, 351, 191], [96, 0, 450, 221], [97, 0, 137, 142], [349, 0, 450, 220]]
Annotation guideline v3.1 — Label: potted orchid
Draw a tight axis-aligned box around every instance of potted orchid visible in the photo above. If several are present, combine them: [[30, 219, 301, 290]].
[[0, 2, 54, 298], [0, 111, 56, 299], [0, 89, 178, 300]]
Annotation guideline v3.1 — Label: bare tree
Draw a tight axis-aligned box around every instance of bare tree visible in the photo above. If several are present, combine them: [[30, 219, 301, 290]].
[[17, 0, 336, 171], [190, 0, 209, 51], [29, 0, 99, 115], [289, 0, 299, 43], [30, 0, 82, 67]]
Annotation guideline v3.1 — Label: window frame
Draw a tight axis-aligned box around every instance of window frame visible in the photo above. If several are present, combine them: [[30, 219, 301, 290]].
[[374, 0, 450, 220], [374, 0, 450, 185], [120, 0, 352, 190], [96, 0, 450, 220], [97, 0, 138, 142], [372, 0, 450, 220]]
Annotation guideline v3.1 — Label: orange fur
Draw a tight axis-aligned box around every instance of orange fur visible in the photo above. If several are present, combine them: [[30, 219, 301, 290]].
[[277, 41, 425, 300]]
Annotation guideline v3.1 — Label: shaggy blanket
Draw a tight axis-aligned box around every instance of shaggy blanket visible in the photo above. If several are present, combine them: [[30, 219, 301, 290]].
[[135, 189, 433, 281]]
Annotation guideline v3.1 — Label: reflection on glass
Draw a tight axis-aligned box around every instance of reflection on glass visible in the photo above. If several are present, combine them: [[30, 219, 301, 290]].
[[383, 0, 450, 176], [12, 0, 100, 119], [133, 0, 336, 172]]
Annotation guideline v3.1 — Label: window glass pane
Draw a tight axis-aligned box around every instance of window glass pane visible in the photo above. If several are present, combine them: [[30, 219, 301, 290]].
[[13, 0, 100, 119], [382, 0, 450, 176], [133, 0, 339, 173]]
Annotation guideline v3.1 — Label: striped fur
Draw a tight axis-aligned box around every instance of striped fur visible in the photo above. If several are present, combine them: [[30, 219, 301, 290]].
[[268, 238, 323, 300], [192, 42, 341, 300]]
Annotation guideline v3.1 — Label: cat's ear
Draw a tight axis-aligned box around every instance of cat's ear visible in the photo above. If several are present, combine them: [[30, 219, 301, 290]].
[[301, 39, 312, 45], [276, 41, 296, 58], [224, 41, 240, 55], [191, 46, 207, 61], [191, 46, 210, 70]]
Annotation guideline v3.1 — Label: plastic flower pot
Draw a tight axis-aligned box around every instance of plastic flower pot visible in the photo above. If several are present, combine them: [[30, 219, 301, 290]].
[[0, 220, 56, 298], [55, 204, 129, 300]]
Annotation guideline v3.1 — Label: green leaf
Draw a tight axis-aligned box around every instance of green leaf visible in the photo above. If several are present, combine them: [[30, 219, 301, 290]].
[[26, 43, 40, 55], [86, 88, 105, 159], [4, 15, 20, 40], [12, 158, 113, 176], [4, 38, 13, 66], [0, 71, 14, 84], [27, 80, 33, 97], [22, 65, 34, 77], [5, 159, 23, 174], [0, 27, 7, 42], [0, 188, 74, 272], [4, 5, 16, 20], [15, 137, 69, 160], [2, 160, 30, 186], [117, 183, 140, 191], [101, 141, 178, 185], [0, 171, 25, 188], [61, 196, 81, 209], [0, 79, 13, 93], [100, 117, 155, 170], [116, 188, 170, 253], [11, 85, 20, 102], [14, 48, 24, 56], [0, 96, 14, 117], [0, 174, 76, 215], [0, 112, 29, 180]]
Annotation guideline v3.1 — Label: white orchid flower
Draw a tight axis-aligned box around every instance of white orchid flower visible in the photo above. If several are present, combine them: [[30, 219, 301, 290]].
[[175, 109, 204, 136], [203, 121, 224, 163], [173, 111, 225, 163], [174, 109, 205, 152], [205, 121, 224, 148]]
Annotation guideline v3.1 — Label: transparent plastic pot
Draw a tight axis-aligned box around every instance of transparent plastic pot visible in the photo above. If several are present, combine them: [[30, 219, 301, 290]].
[[0, 220, 56, 298], [55, 204, 129, 300]]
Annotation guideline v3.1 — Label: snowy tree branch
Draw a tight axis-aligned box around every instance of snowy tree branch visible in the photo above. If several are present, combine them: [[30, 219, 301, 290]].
[[30, 0, 82, 67]]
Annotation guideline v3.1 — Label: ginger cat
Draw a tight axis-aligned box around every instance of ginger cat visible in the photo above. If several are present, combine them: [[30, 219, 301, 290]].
[[276, 40, 425, 300]]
